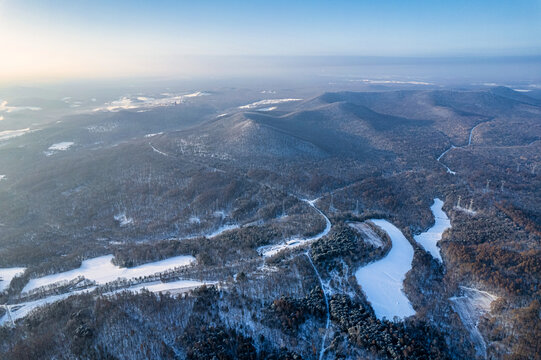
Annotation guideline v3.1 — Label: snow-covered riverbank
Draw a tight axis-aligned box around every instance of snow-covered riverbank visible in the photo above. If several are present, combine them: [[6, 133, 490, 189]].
[[414, 198, 451, 262], [355, 219, 415, 320]]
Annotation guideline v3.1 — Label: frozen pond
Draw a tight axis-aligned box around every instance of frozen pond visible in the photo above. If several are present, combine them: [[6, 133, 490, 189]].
[[0, 267, 26, 292], [355, 219, 415, 320], [414, 198, 451, 262], [23, 254, 195, 293]]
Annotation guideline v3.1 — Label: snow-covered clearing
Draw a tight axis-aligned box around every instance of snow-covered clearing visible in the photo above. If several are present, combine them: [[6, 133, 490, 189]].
[[107, 279, 215, 296], [350, 79, 433, 86], [48, 142, 74, 151], [0, 287, 96, 326], [93, 91, 209, 112], [22, 255, 196, 293], [256, 106, 277, 112], [206, 224, 239, 238], [348, 222, 384, 248], [0, 100, 41, 113], [114, 212, 133, 226], [238, 98, 302, 109], [0, 128, 31, 141], [355, 219, 415, 320], [144, 132, 163, 138], [413, 198, 451, 262], [450, 286, 498, 358], [0, 267, 26, 292], [455, 205, 477, 215], [44, 142, 74, 156], [258, 199, 331, 257], [0, 175, 6, 182]]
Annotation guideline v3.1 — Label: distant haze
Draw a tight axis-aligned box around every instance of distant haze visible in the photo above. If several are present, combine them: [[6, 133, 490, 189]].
[[0, 0, 540, 83]]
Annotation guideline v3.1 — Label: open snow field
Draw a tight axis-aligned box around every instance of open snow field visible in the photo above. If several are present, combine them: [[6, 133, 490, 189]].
[[0, 267, 26, 292], [108, 279, 215, 296], [23, 254, 196, 293], [355, 219, 415, 320], [413, 198, 451, 262]]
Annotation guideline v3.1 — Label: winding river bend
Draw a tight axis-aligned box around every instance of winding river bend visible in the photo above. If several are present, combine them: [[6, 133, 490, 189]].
[[414, 198, 451, 262]]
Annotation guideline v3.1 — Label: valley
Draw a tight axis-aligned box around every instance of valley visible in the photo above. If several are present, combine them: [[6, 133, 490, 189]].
[[0, 85, 540, 359]]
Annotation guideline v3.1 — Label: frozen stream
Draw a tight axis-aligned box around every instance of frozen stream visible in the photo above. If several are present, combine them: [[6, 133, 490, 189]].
[[413, 198, 451, 262]]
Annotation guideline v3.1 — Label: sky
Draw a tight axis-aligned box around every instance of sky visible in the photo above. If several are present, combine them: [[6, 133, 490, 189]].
[[0, 0, 540, 82]]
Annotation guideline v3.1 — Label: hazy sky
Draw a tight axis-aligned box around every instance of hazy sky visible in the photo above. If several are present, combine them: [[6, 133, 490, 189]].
[[1, 0, 540, 82]]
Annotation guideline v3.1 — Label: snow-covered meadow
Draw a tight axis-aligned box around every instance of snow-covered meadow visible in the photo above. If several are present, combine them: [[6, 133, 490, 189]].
[[22, 254, 196, 293]]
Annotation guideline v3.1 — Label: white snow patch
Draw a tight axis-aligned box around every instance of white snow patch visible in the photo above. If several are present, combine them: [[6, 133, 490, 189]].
[[114, 213, 133, 227], [216, 113, 228, 118], [0, 267, 26, 292], [350, 79, 432, 85], [22, 254, 196, 293], [93, 91, 209, 112], [239, 98, 302, 109], [0, 128, 31, 141], [455, 205, 477, 215], [450, 286, 498, 358], [206, 224, 239, 238], [0, 287, 96, 326], [144, 132, 163, 138], [0, 175, 5, 182], [189, 216, 201, 224], [256, 106, 277, 112], [413, 198, 450, 262], [48, 142, 74, 151], [355, 219, 415, 320], [44, 142, 75, 156], [348, 222, 384, 248], [0, 100, 41, 113], [110, 279, 215, 295], [258, 199, 331, 257], [86, 123, 118, 133]]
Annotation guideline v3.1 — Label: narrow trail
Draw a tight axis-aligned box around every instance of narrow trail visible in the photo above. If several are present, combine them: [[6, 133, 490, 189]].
[[305, 252, 331, 360]]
